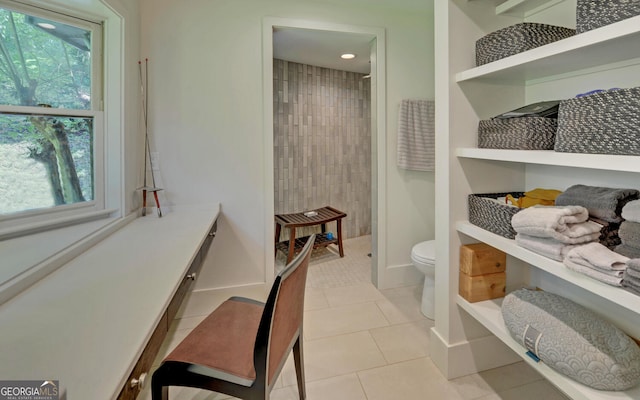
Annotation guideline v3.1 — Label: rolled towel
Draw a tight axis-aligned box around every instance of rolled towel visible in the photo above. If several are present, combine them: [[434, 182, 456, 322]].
[[566, 243, 629, 274], [555, 184, 639, 223], [564, 258, 623, 286], [615, 244, 640, 259], [515, 234, 578, 261], [622, 199, 640, 223], [619, 221, 640, 246], [511, 206, 601, 244]]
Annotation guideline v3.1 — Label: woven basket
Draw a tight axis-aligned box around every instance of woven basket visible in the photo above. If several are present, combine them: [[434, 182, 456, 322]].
[[478, 118, 557, 150], [576, 0, 640, 33], [555, 87, 640, 155], [476, 23, 575, 66], [468, 193, 523, 239]]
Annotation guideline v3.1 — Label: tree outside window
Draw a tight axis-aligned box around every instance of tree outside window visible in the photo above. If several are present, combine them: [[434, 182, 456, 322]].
[[0, 5, 97, 215]]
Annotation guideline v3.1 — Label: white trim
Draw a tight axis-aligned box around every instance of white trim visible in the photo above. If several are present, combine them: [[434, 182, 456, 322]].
[[0, 0, 126, 302], [262, 17, 387, 287]]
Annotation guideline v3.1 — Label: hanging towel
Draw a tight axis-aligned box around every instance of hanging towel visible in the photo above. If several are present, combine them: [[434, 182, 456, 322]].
[[397, 99, 435, 172], [622, 200, 640, 223]]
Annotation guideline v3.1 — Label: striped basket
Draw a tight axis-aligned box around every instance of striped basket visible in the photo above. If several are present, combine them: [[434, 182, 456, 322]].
[[476, 23, 575, 66], [468, 193, 523, 239], [478, 117, 557, 150], [555, 87, 640, 155], [577, 0, 640, 33]]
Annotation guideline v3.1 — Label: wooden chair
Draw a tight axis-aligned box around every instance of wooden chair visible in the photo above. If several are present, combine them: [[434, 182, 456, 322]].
[[151, 234, 315, 400]]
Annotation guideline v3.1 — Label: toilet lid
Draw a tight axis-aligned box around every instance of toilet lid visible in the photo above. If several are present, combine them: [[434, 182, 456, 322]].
[[412, 240, 436, 264]]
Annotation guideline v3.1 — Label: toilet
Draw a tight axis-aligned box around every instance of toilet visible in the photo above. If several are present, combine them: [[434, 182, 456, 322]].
[[411, 240, 436, 320]]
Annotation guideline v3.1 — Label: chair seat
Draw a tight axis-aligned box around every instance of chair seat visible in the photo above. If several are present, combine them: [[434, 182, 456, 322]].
[[164, 297, 264, 387]]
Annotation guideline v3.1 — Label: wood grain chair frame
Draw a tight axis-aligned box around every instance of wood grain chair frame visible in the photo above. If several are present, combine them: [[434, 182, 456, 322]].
[[151, 234, 315, 400]]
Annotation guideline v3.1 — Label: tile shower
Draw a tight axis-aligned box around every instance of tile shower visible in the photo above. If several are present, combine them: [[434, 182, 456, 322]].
[[273, 59, 371, 240]]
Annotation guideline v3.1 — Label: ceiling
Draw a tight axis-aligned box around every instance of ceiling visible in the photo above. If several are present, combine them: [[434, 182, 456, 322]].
[[273, 27, 375, 74]]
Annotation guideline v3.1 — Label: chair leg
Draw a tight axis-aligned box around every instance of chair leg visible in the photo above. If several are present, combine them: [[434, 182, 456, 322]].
[[293, 337, 306, 400], [151, 369, 169, 400]]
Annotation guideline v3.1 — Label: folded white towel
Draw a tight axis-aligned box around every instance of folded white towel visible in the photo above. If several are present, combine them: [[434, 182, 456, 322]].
[[564, 258, 623, 286], [566, 243, 629, 274], [515, 234, 577, 261], [622, 199, 640, 223], [511, 206, 601, 243]]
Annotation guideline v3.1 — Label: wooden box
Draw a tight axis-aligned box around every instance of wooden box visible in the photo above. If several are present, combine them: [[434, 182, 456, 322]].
[[459, 272, 506, 303], [460, 243, 506, 276]]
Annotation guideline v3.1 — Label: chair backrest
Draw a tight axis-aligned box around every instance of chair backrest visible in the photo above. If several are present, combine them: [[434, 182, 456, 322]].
[[254, 234, 315, 389]]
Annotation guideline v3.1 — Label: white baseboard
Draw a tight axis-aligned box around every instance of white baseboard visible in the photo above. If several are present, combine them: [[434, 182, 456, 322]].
[[378, 263, 423, 289], [430, 327, 521, 379]]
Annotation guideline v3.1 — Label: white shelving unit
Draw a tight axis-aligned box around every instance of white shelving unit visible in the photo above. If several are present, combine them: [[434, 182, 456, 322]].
[[495, 0, 565, 17], [433, 2, 640, 398], [457, 221, 640, 314], [456, 148, 640, 173]]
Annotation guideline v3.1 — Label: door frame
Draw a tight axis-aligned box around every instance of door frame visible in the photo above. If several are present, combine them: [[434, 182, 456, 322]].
[[262, 17, 387, 286]]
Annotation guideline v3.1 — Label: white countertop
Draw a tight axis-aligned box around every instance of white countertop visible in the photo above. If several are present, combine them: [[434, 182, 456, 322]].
[[0, 203, 220, 399]]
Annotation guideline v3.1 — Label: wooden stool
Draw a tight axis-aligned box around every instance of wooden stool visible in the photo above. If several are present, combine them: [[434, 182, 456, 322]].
[[275, 206, 347, 263]]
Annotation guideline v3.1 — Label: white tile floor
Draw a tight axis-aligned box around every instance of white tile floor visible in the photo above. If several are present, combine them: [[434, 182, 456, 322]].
[[138, 235, 569, 400]]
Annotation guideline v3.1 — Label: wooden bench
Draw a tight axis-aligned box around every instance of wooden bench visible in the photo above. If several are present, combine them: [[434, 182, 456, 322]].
[[275, 206, 347, 263]]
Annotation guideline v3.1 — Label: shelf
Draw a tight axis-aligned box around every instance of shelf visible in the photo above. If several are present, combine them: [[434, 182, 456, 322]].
[[456, 221, 640, 314], [457, 295, 640, 400], [495, 0, 564, 17], [455, 15, 640, 82], [456, 148, 640, 173]]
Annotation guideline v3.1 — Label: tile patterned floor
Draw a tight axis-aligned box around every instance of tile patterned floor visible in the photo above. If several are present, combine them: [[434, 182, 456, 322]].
[[138, 235, 569, 400]]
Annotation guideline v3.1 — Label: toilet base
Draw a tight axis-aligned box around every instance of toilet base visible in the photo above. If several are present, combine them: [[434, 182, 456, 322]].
[[421, 275, 435, 320]]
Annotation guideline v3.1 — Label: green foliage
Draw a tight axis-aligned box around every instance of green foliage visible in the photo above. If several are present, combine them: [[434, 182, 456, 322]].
[[0, 7, 91, 108]]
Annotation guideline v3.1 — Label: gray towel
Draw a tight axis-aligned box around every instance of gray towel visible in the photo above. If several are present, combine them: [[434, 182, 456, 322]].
[[628, 258, 640, 271], [566, 243, 629, 275], [564, 258, 623, 286], [622, 199, 640, 223], [397, 99, 435, 172], [622, 270, 640, 295], [555, 184, 639, 223], [619, 221, 640, 246], [511, 205, 601, 244], [615, 244, 640, 259], [515, 234, 577, 261], [626, 266, 640, 279]]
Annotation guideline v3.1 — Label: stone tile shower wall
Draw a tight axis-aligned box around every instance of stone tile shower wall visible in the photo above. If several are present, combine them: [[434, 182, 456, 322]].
[[273, 59, 371, 240]]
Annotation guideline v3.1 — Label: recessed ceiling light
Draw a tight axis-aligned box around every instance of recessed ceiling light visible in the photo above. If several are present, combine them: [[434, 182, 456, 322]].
[[37, 22, 56, 30], [340, 53, 356, 60]]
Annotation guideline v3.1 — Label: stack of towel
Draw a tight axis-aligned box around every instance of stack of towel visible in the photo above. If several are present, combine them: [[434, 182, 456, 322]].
[[556, 184, 639, 249], [623, 259, 640, 295], [512, 205, 602, 261], [564, 243, 629, 286], [615, 200, 640, 258]]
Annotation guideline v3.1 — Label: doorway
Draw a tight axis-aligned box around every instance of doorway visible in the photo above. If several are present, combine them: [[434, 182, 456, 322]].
[[262, 18, 387, 287]]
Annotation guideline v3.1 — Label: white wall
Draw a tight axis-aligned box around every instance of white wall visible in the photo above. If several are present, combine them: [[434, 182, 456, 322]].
[[140, 0, 435, 290]]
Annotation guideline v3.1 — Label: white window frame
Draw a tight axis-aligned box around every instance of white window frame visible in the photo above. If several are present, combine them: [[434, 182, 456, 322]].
[[0, 0, 110, 239], [0, 0, 128, 304]]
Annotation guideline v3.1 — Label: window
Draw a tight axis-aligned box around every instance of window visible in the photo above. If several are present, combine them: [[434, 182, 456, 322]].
[[0, 1, 103, 237]]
